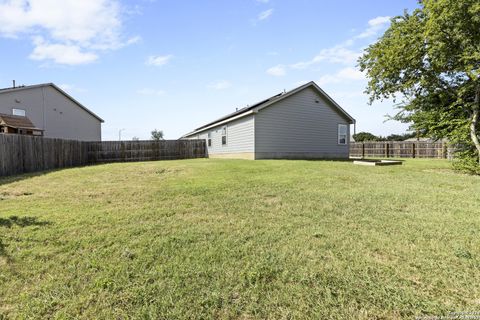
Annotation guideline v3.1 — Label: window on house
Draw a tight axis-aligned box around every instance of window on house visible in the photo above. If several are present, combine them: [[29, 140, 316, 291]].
[[338, 124, 347, 145], [207, 132, 212, 147], [12, 108, 26, 117], [221, 126, 227, 145]]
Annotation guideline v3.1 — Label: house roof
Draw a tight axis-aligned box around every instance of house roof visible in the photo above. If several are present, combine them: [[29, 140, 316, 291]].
[[0, 113, 43, 130], [0, 83, 104, 123], [182, 81, 355, 138]]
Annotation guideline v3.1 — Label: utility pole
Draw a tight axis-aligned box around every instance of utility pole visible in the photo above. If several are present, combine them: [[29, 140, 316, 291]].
[[118, 128, 125, 141]]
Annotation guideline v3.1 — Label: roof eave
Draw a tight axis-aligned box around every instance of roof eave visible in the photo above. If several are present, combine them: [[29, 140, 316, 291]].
[[181, 81, 356, 138], [182, 110, 255, 138], [254, 81, 355, 124], [0, 83, 105, 123], [49, 84, 105, 123]]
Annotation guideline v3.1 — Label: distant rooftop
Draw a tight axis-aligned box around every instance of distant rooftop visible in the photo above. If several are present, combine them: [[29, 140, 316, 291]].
[[0, 82, 104, 123], [0, 113, 42, 130]]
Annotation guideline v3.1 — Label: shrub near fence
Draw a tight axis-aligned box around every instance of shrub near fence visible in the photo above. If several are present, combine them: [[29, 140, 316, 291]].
[[350, 141, 449, 159], [0, 134, 206, 177]]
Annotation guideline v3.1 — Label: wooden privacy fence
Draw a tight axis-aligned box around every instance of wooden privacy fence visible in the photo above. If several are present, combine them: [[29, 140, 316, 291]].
[[0, 134, 206, 177], [87, 140, 206, 163], [0, 134, 89, 176], [350, 141, 451, 159]]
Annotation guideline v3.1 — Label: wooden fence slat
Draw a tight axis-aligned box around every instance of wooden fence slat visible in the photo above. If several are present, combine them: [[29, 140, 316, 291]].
[[0, 135, 207, 177], [350, 141, 449, 159]]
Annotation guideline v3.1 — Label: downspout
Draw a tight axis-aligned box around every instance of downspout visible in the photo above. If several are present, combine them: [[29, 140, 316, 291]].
[[252, 109, 258, 160], [41, 86, 46, 133]]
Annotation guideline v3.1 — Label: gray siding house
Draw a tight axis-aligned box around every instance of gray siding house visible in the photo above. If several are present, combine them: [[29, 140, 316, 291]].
[[182, 81, 355, 159], [0, 83, 103, 141]]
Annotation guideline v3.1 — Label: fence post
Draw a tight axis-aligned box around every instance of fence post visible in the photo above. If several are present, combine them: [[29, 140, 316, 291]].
[[385, 142, 388, 158], [442, 142, 447, 159], [362, 142, 365, 158], [412, 143, 416, 158]]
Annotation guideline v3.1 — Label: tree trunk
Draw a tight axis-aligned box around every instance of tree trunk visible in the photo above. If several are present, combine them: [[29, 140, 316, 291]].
[[471, 86, 480, 164]]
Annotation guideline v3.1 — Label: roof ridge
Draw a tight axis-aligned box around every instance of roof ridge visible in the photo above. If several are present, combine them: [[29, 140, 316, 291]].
[[182, 81, 354, 138], [0, 83, 104, 122]]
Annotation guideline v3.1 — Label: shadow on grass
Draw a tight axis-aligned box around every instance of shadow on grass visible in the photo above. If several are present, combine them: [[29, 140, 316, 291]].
[[0, 169, 63, 186], [0, 216, 51, 228], [299, 159, 354, 163], [0, 216, 51, 260], [255, 158, 354, 162], [0, 238, 6, 257]]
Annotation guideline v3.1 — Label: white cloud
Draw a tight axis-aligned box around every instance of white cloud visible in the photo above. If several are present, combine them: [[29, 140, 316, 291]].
[[337, 67, 364, 80], [29, 37, 98, 65], [293, 80, 310, 87], [276, 15, 390, 75], [146, 54, 173, 67], [317, 67, 364, 85], [0, 0, 137, 65], [207, 80, 232, 90], [291, 46, 361, 69], [266, 65, 286, 76], [256, 0, 269, 3], [258, 9, 273, 21], [58, 83, 86, 93], [356, 16, 390, 39], [58, 84, 73, 92], [137, 88, 166, 96]]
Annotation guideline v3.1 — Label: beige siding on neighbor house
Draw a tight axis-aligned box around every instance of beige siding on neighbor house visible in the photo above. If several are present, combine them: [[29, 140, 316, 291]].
[[208, 152, 255, 160], [0, 86, 102, 141], [254, 86, 350, 159]]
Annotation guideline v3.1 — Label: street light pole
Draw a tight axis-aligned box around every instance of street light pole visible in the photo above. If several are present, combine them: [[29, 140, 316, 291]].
[[118, 128, 125, 141]]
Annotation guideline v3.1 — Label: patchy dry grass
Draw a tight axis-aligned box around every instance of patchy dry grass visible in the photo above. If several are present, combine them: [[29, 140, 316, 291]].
[[0, 159, 479, 319]]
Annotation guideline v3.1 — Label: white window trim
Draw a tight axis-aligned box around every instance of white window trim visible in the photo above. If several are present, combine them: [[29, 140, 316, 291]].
[[12, 108, 26, 117], [221, 126, 227, 146], [338, 124, 347, 145]]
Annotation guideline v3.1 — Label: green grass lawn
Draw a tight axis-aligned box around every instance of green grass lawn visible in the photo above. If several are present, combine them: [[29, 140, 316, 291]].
[[1, 159, 479, 319]]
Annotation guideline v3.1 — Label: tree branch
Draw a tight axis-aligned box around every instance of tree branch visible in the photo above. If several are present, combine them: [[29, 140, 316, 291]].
[[470, 85, 480, 164]]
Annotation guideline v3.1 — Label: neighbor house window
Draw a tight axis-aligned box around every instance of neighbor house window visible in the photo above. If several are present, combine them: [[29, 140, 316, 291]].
[[12, 108, 25, 117], [338, 124, 347, 144], [207, 132, 212, 147], [221, 126, 227, 145]]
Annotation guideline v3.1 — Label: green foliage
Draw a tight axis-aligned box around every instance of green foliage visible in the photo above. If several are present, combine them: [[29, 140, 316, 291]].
[[1, 159, 480, 318], [359, 0, 480, 171], [352, 131, 380, 142], [384, 132, 417, 141], [353, 131, 417, 142], [150, 129, 164, 140], [453, 149, 480, 175]]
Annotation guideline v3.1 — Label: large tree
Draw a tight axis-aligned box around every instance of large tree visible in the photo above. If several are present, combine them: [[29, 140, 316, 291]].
[[359, 0, 480, 170]]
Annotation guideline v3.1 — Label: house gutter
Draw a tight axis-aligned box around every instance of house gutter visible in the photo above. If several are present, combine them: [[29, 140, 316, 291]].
[[182, 110, 255, 138]]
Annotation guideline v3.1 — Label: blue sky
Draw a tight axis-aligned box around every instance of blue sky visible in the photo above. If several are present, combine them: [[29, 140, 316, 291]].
[[0, 0, 419, 140]]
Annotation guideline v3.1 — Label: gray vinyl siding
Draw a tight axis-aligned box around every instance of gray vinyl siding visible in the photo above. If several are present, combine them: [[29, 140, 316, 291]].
[[190, 114, 254, 155], [0, 86, 102, 141], [255, 86, 350, 159]]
